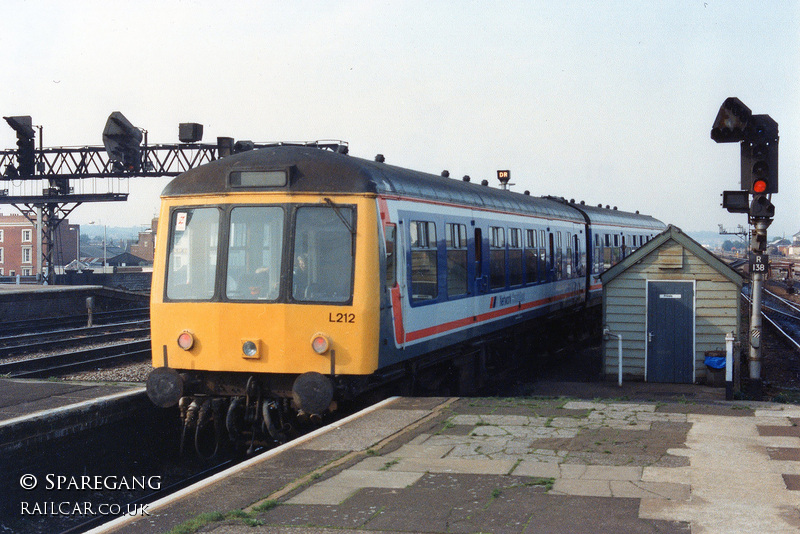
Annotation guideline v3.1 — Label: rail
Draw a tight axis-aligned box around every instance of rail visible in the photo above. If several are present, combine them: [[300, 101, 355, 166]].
[[0, 339, 151, 378], [0, 321, 150, 357], [742, 288, 800, 351], [0, 307, 149, 337]]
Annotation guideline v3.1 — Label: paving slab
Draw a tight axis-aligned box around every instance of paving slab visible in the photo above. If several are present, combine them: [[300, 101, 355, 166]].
[[511, 459, 561, 478], [298, 408, 430, 451], [390, 456, 518, 475]]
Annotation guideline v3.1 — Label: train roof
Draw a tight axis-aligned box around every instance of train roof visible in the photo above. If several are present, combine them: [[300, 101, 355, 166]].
[[568, 202, 666, 231], [162, 145, 660, 226]]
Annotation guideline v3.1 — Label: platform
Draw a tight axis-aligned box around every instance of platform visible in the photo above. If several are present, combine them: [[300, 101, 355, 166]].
[[90, 382, 800, 534], [0, 283, 148, 323], [0, 378, 146, 453]]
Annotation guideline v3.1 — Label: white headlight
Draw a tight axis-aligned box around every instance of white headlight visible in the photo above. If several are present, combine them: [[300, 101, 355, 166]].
[[242, 341, 258, 357]]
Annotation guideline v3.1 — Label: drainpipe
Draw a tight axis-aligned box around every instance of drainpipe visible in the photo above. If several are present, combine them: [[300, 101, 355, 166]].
[[603, 327, 623, 387]]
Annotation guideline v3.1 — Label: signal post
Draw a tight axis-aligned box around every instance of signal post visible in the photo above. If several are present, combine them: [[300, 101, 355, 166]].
[[712, 97, 779, 399]]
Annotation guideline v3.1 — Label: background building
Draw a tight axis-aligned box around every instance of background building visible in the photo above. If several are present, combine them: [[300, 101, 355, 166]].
[[0, 213, 78, 277], [130, 217, 158, 262]]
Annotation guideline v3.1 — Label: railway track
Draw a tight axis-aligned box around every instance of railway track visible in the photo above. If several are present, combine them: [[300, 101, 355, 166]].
[[0, 339, 151, 378], [761, 289, 800, 351], [0, 307, 149, 337], [743, 286, 800, 351], [0, 320, 150, 357]]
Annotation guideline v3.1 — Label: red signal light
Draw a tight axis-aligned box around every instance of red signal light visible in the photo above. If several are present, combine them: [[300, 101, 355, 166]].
[[752, 179, 768, 194]]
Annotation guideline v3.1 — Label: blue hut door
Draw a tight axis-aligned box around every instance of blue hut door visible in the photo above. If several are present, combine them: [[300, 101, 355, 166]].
[[646, 281, 694, 383]]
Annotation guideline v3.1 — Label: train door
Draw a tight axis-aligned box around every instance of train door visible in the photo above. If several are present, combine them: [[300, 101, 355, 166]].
[[382, 220, 406, 349], [539, 230, 547, 283], [548, 233, 555, 281]]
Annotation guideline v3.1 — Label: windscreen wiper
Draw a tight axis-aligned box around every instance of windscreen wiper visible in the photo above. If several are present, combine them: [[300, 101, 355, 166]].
[[324, 197, 355, 236]]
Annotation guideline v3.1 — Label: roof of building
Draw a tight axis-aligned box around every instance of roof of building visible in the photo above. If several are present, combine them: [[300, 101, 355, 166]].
[[79, 244, 126, 259], [107, 252, 150, 266]]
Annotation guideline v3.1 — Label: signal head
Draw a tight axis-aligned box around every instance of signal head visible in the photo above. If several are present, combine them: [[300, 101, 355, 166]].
[[740, 116, 778, 195], [102, 111, 143, 172], [711, 97, 752, 143], [4, 116, 35, 139]]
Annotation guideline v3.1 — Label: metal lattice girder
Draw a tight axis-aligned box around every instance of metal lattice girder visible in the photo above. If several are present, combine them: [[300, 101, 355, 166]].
[[0, 140, 347, 180], [0, 144, 223, 179], [143, 144, 220, 177]]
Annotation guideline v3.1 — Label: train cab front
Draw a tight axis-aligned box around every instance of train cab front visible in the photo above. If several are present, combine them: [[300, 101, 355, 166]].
[[146, 195, 381, 455]]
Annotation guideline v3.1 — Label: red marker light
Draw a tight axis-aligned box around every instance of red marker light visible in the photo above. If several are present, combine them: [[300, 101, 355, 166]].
[[311, 334, 330, 354], [177, 331, 194, 351], [753, 179, 768, 194]]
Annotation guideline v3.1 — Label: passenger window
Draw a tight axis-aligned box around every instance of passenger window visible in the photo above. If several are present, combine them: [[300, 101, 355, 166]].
[[556, 232, 563, 280], [509, 228, 523, 286], [525, 229, 538, 284], [489, 226, 505, 290], [446, 223, 468, 298], [603, 234, 613, 271], [594, 234, 601, 274], [565, 232, 573, 278], [410, 221, 438, 301]]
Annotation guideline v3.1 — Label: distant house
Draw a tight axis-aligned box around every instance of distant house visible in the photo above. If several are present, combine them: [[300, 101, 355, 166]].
[[130, 218, 158, 262], [63, 260, 92, 271], [788, 231, 800, 257], [0, 213, 79, 276], [768, 238, 791, 257], [80, 243, 127, 273], [107, 252, 150, 268]]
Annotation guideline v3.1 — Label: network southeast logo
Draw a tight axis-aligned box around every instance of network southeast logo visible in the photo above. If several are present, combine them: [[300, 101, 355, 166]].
[[489, 292, 526, 309]]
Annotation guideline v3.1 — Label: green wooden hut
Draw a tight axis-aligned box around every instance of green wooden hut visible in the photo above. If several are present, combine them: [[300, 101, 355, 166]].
[[599, 225, 743, 383]]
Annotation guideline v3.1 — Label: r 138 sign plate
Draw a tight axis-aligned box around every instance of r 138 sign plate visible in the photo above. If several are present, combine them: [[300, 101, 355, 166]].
[[750, 253, 769, 274]]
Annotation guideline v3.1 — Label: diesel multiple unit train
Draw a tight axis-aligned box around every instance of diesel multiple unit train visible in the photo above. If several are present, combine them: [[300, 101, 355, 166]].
[[145, 142, 665, 453]]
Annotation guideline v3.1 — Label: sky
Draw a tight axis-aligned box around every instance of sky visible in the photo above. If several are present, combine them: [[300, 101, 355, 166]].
[[0, 0, 798, 239]]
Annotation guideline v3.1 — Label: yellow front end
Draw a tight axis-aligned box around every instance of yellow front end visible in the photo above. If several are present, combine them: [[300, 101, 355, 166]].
[[149, 193, 381, 380]]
